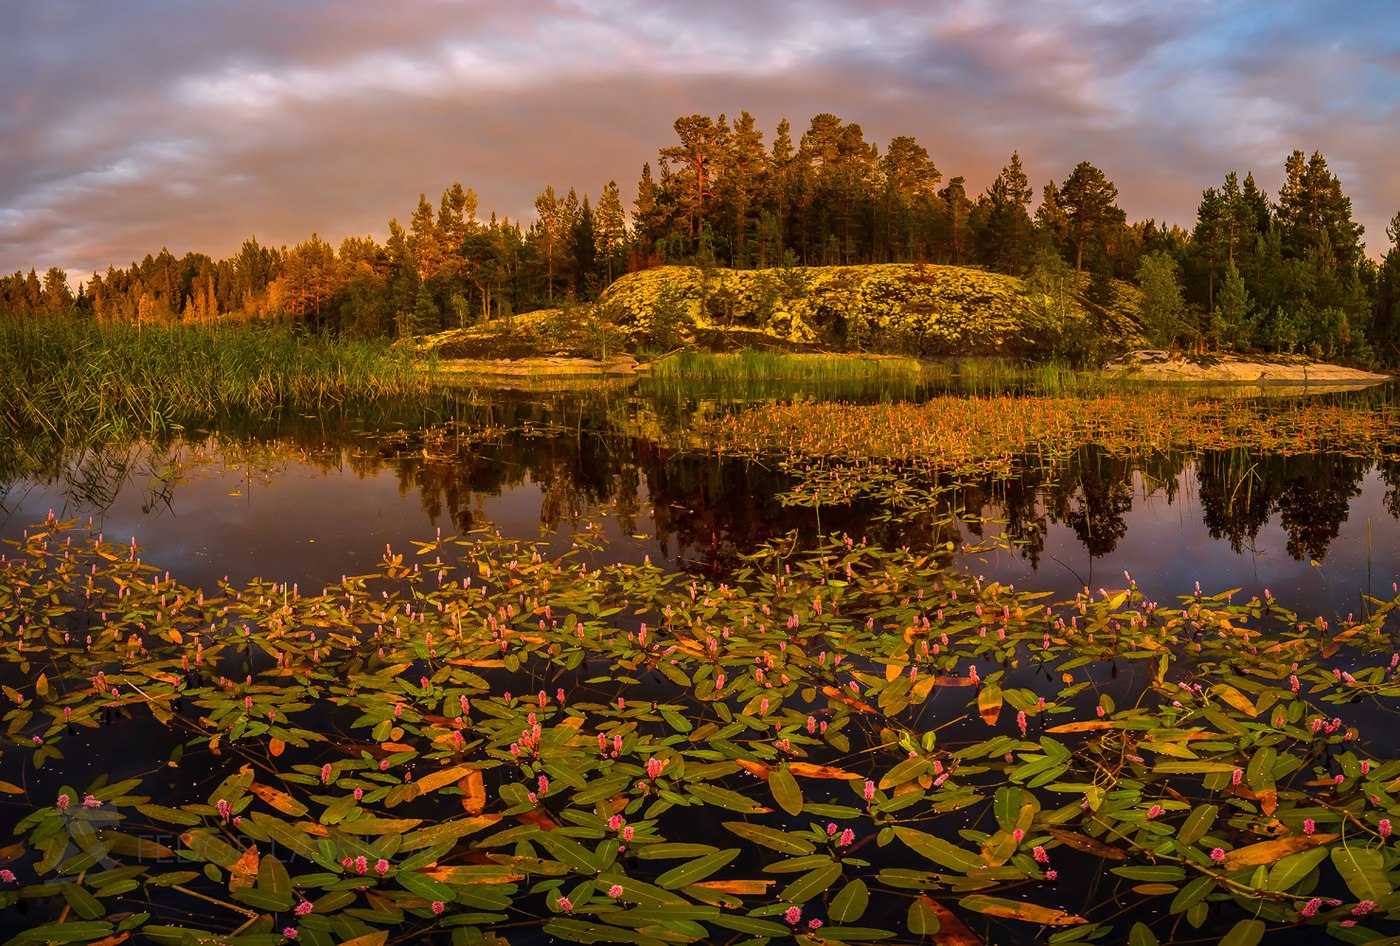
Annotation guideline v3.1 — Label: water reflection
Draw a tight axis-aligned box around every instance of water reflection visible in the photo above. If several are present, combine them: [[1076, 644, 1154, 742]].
[[3, 393, 1400, 619]]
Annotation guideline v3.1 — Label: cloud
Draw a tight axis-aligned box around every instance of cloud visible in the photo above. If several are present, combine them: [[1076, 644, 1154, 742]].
[[2, 0, 1398, 280]]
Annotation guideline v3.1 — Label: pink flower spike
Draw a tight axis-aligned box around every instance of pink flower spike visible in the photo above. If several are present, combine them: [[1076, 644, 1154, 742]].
[[1033, 845, 1048, 864], [1303, 818, 1316, 835], [353, 788, 364, 801], [864, 779, 875, 803], [56, 793, 70, 812], [283, 929, 297, 940], [646, 757, 664, 780], [375, 858, 390, 876], [294, 901, 313, 916], [839, 828, 855, 848], [0, 869, 15, 884], [1380, 818, 1392, 838], [1300, 897, 1322, 917], [1210, 847, 1226, 863], [784, 905, 802, 925], [1012, 828, 1024, 842], [431, 900, 445, 915], [608, 884, 624, 899], [557, 896, 573, 913], [82, 794, 101, 808], [1045, 869, 1058, 881], [808, 919, 824, 930]]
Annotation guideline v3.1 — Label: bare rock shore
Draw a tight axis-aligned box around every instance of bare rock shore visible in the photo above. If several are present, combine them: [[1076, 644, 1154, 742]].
[[1103, 350, 1391, 385]]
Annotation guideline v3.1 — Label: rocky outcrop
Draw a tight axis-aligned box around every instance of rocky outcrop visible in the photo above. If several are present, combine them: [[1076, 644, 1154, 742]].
[[1103, 350, 1390, 384]]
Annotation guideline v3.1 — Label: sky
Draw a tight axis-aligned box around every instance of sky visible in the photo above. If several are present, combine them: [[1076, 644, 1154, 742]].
[[3, 0, 1399, 282]]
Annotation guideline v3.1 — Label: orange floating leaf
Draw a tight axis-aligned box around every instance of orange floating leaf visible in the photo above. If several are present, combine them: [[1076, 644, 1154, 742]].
[[959, 894, 1086, 926], [229, 845, 259, 893], [460, 770, 487, 815], [248, 782, 307, 817], [515, 808, 561, 830], [1045, 829, 1129, 861], [735, 759, 771, 780], [788, 762, 860, 780], [920, 896, 982, 945], [692, 879, 775, 894], [1222, 833, 1339, 870], [821, 685, 878, 714], [90, 935, 131, 946], [408, 763, 476, 796], [1045, 720, 1114, 734]]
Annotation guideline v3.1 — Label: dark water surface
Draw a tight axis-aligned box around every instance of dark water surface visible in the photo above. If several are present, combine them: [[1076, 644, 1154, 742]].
[[4, 390, 1398, 623]]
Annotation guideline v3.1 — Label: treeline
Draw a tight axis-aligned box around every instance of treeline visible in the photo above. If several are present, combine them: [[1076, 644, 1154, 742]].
[[4, 110, 1400, 362]]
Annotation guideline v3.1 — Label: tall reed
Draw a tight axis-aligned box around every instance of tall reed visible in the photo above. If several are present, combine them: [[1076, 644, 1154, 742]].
[[648, 349, 922, 385], [0, 317, 434, 441]]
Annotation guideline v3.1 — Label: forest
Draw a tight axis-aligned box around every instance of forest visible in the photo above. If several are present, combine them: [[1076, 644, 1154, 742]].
[[5, 111, 1400, 364]]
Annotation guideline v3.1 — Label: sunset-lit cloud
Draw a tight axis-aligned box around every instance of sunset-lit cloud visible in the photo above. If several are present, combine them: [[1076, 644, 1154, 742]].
[[3, 0, 1398, 280]]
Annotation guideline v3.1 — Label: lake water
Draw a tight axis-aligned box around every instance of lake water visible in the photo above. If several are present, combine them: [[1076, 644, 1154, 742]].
[[5, 388, 1397, 623], [3, 384, 1399, 944]]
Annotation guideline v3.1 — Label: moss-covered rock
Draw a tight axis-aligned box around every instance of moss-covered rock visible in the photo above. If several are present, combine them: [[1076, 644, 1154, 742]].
[[598, 263, 1138, 358]]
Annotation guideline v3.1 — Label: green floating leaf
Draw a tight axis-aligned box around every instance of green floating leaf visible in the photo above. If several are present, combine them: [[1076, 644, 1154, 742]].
[[893, 826, 978, 873], [1177, 803, 1218, 846], [907, 896, 942, 935], [1264, 847, 1329, 893], [1110, 865, 1185, 882], [830, 877, 869, 923], [781, 861, 843, 904], [655, 848, 739, 890], [1128, 922, 1159, 946], [398, 869, 455, 903], [1331, 845, 1393, 902], [709, 914, 793, 937], [689, 782, 770, 813], [10, 921, 115, 943], [769, 766, 804, 816], [59, 882, 105, 920], [722, 821, 815, 856], [1218, 918, 1265, 946]]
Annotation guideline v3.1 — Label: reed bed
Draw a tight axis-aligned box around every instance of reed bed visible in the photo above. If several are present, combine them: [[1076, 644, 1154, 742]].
[[649, 349, 923, 384], [0, 317, 433, 440], [703, 392, 1400, 478]]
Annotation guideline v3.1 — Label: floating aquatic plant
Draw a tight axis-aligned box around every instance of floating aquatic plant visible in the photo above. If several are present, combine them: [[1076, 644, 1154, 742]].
[[1, 515, 1399, 944]]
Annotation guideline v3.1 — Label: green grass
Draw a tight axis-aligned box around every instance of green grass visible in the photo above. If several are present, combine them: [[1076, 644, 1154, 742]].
[[948, 356, 1123, 396], [0, 317, 434, 440], [647, 349, 922, 384]]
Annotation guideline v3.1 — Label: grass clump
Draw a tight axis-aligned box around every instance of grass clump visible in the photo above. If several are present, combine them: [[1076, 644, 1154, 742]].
[[0, 317, 433, 440], [648, 349, 921, 385]]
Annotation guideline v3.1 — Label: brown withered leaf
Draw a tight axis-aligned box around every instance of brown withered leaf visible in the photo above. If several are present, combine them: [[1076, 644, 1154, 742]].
[[229, 845, 259, 893], [1222, 833, 1339, 870], [821, 685, 879, 714], [692, 879, 775, 894], [1045, 828, 1129, 861], [460, 769, 487, 815]]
